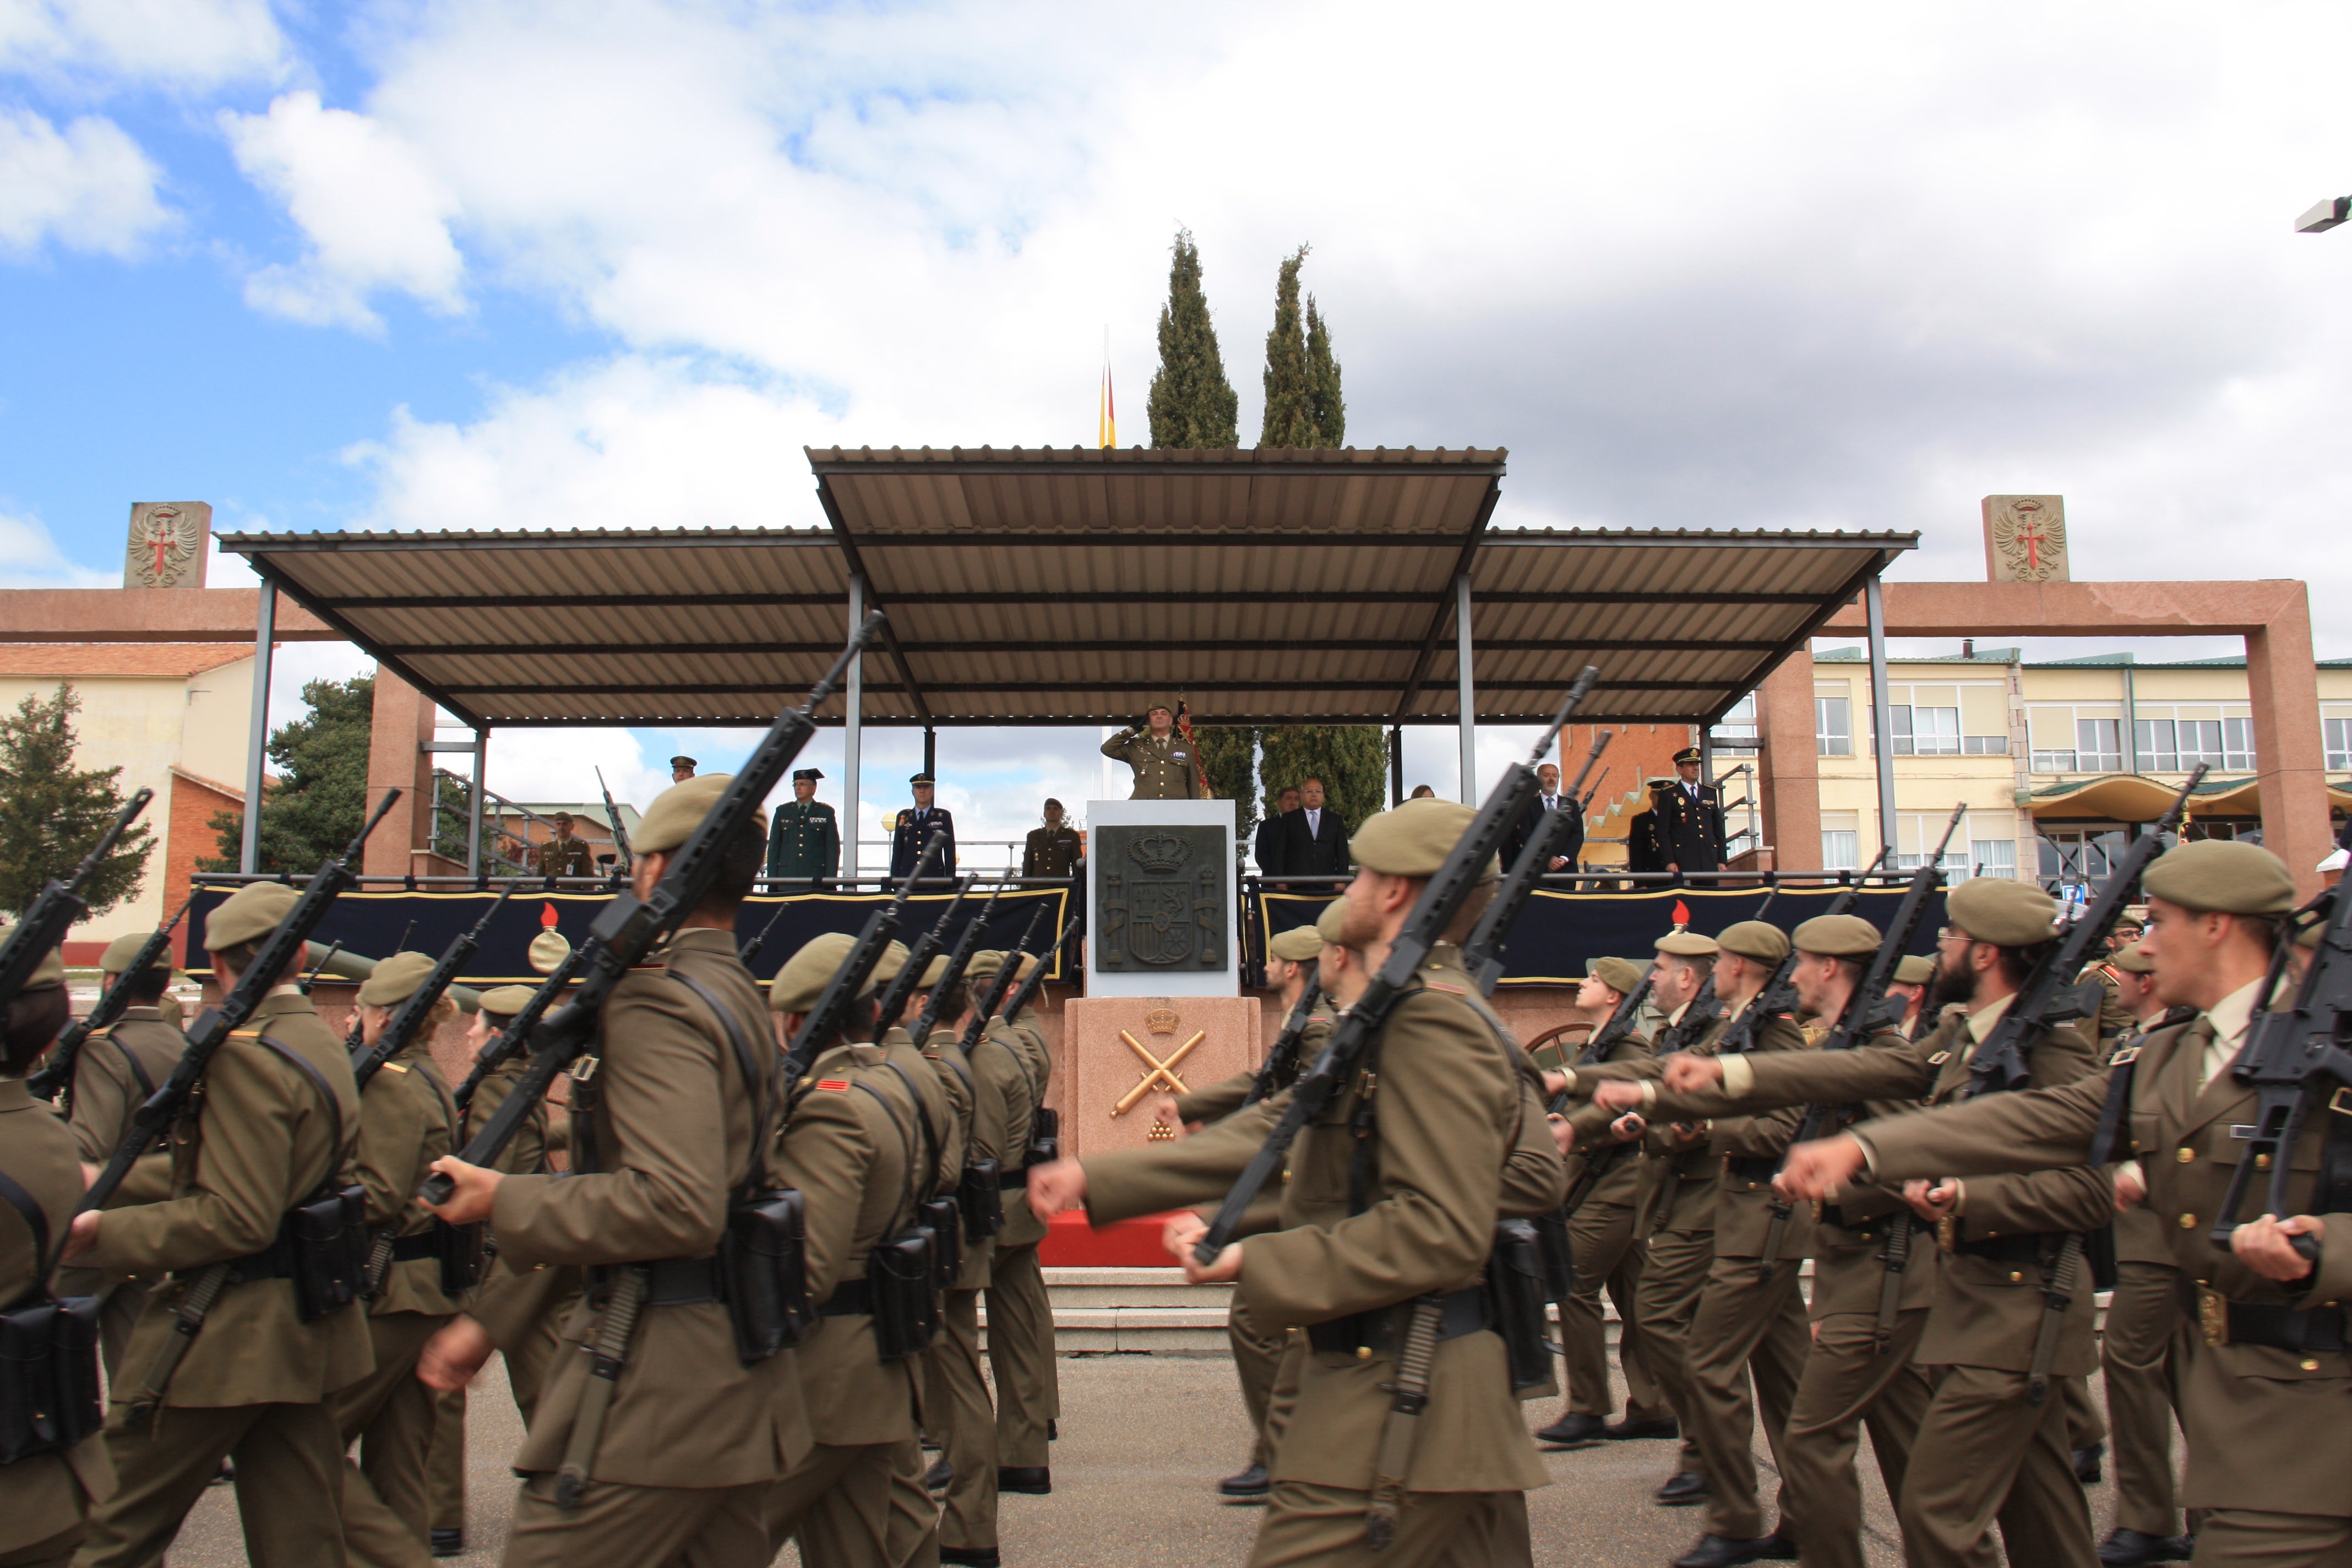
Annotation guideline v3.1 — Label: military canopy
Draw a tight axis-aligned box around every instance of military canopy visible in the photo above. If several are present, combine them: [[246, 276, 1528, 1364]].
[[218, 445, 1915, 731]]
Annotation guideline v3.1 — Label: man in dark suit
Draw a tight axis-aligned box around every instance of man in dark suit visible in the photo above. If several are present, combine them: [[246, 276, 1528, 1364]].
[[1648, 746, 1727, 875], [1276, 776, 1349, 879], [1502, 761, 1585, 874], [890, 771, 957, 880], [1253, 786, 1300, 878]]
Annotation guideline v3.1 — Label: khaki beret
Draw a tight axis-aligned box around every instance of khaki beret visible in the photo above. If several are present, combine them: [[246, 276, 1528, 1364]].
[[2142, 840, 2296, 918], [1315, 900, 1348, 944], [1587, 956, 1643, 996], [769, 932, 877, 1015], [1946, 879, 2061, 948], [918, 953, 950, 987], [357, 950, 437, 1008], [527, 928, 572, 974], [1654, 930, 1718, 958], [1892, 954, 1935, 986], [635, 772, 765, 856], [2109, 942, 2156, 974], [1348, 798, 1498, 882], [0, 927, 64, 990], [477, 984, 539, 1016], [1717, 920, 1790, 964], [100, 932, 170, 976], [1794, 913, 1880, 959], [205, 881, 299, 951], [1268, 926, 1324, 963], [872, 940, 910, 992], [964, 949, 1007, 983]]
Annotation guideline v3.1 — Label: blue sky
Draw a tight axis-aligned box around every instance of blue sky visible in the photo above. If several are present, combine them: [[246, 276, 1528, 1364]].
[[7, 1, 2352, 837]]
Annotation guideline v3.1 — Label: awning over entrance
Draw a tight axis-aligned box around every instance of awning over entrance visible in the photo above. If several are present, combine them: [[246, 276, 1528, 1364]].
[[220, 446, 1915, 732]]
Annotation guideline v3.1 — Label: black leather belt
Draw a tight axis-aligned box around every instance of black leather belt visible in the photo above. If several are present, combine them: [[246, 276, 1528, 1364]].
[[2190, 1293, 2351, 1353], [1956, 1232, 2049, 1265], [996, 1167, 1032, 1191], [388, 1232, 440, 1263], [643, 1256, 722, 1306], [1820, 1205, 1896, 1239], [819, 1278, 871, 1318], [1723, 1156, 1781, 1184], [1305, 1286, 1491, 1356], [229, 1234, 296, 1281]]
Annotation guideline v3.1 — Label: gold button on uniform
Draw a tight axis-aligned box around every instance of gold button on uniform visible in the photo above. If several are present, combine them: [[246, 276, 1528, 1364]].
[[2255, 1153, 2273, 1169], [2008, 1271, 2024, 1283], [2302, 1359, 2321, 1371], [2179, 1213, 2198, 1229], [2177, 1148, 2196, 1163]]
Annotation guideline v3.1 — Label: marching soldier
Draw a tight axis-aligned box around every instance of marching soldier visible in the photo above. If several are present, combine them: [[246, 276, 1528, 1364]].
[[1021, 799, 1083, 881], [1028, 799, 1566, 1566], [1100, 703, 1205, 801], [421, 775, 812, 1566], [331, 950, 466, 1568], [769, 767, 842, 883], [974, 951, 1061, 1501], [57, 930, 188, 1375], [62, 879, 373, 1568], [1778, 841, 2333, 1566], [763, 934, 940, 1565], [1, 936, 115, 1568], [1533, 956, 1673, 1451], [1887, 953, 1935, 1038], [1647, 749, 1727, 876], [534, 812, 594, 879], [892, 774, 958, 881], [1674, 877, 2109, 1568]]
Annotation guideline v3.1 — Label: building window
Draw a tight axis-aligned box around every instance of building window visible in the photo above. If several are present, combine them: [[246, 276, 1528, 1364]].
[[2076, 718, 2121, 772], [1969, 839, 2018, 880], [1821, 830, 1860, 870], [1910, 707, 1959, 756], [2136, 718, 2176, 772], [2225, 717, 2258, 771], [1711, 692, 1758, 751], [1816, 696, 1852, 756], [2038, 825, 2131, 892], [2328, 717, 2352, 771], [1962, 734, 2010, 755]]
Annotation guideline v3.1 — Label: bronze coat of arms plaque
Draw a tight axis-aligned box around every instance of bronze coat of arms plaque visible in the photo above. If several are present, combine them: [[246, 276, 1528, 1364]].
[[1094, 825, 1227, 972]]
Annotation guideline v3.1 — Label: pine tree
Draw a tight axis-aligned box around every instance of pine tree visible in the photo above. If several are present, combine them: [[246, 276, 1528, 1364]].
[[0, 682, 154, 917], [1193, 725, 1261, 842], [1259, 247, 1315, 448], [1306, 293, 1344, 447], [1147, 230, 1240, 449], [203, 673, 375, 874], [1257, 726, 1387, 844]]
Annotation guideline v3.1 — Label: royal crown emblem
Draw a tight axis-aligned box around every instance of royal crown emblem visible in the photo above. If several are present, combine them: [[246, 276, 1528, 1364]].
[[1128, 834, 1192, 874], [1145, 1004, 1180, 1036]]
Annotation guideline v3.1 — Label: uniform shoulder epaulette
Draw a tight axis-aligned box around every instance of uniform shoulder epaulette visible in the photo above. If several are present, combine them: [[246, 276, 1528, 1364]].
[[228, 1027, 262, 1039], [380, 1060, 409, 1075]]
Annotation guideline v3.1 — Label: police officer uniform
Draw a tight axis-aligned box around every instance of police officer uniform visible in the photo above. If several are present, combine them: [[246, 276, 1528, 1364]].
[[1099, 706, 1205, 802], [892, 775, 958, 880], [1647, 749, 1727, 875], [769, 769, 842, 882]]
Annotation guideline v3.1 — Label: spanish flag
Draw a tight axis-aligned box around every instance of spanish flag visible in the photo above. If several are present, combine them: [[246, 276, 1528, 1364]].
[[1098, 355, 1116, 449]]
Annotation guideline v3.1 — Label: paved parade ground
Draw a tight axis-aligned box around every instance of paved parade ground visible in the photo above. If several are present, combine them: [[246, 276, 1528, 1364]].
[[160, 1351, 1955, 1567]]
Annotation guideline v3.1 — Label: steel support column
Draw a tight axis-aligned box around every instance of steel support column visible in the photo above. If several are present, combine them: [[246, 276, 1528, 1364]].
[[1455, 574, 1477, 798], [923, 725, 936, 781], [467, 729, 487, 877], [1865, 576, 1898, 859], [843, 574, 865, 880], [1390, 726, 1404, 805], [239, 582, 276, 873]]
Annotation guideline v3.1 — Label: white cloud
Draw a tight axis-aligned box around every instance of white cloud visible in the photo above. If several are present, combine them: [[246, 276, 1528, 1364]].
[[0, 0, 283, 89], [0, 106, 167, 254], [0, 506, 115, 585], [224, 91, 465, 330]]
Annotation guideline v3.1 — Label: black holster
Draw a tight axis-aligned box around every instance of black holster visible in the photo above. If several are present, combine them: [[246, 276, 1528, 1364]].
[[435, 1219, 488, 1294], [0, 1292, 102, 1463], [866, 1227, 940, 1360], [2083, 1223, 2119, 1293], [1025, 1107, 1059, 1168], [718, 1188, 812, 1364], [1485, 1219, 1554, 1392], [1532, 1207, 1575, 1303], [959, 1159, 1004, 1242], [920, 1197, 963, 1291], [284, 1184, 369, 1322]]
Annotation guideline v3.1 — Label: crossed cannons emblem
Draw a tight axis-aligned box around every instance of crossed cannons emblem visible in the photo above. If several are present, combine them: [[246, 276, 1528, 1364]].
[[1110, 1028, 1207, 1118]]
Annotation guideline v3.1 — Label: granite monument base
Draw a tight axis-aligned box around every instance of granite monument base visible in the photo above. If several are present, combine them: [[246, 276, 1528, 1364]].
[[1059, 993, 1261, 1162]]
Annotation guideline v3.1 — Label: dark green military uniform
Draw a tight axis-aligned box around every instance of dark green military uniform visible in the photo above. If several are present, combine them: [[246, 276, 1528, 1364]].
[[768, 798, 841, 881], [1099, 727, 1204, 801]]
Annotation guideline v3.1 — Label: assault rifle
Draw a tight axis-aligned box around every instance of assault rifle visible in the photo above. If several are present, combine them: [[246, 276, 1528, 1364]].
[[874, 878, 972, 1037], [958, 906, 1046, 1054], [1755, 804, 1964, 1281], [1194, 667, 1600, 1267], [352, 884, 514, 1092], [29, 890, 193, 1105], [1244, 973, 1323, 1111], [0, 787, 151, 1010], [595, 767, 631, 876], [781, 829, 944, 1090], [296, 940, 345, 995], [737, 900, 793, 969], [905, 883, 1005, 1048], [1461, 728, 1614, 997], [1549, 972, 1660, 1219], [1968, 768, 2204, 1100], [999, 913, 1080, 1025], [420, 613, 884, 1205], [1715, 854, 1890, 1058], [453, 935, 597, 1115], [81, 790, 400, 1216]]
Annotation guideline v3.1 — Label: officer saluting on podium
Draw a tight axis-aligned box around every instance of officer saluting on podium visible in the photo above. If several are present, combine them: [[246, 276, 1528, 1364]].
[[1101, 702, 1206, 801]]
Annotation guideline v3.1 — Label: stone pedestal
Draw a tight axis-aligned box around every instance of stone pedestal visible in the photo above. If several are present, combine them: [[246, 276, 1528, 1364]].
[[1060, 994, 1260, 1161]]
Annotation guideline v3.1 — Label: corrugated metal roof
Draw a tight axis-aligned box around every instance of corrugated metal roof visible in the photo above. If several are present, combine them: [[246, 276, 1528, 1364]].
[[220, 449, 1914, 729]]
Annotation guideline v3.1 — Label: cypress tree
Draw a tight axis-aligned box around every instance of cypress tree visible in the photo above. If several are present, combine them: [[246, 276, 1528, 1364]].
[[1193, 725, 1261, 840], [1306, 294, 1344, 447], [0, 683, 154, 917], [1257, 726, 1387, 848], [203, 673, 374, 874], [1259, 247, 1315, 448], [1147, 230, 1239, 448]]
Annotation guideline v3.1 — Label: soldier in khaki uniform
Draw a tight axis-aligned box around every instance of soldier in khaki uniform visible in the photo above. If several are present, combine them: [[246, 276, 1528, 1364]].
[[763, 933, 940, 1565], [1781, 841, 2348, 1567], [533, 813, 594, 879], [62, 880, 374, 1568], [329, 950, 466, 1568], [971, 951, 1059, 1499], [1580, 919, 1814, 1566], [1887, 952, 1935, 1038], [1, 938, 114, 1568], [1602, 916, 1936, 1568], [1100, 703, 1205, 801], [57, 931, 187, 1376], [1531, 955, 1673, 1450], [422, 774, 812, 1566], [1706, 876, 2108, 1568], [1029, 798, 1567, 1567], [1020, 799, 1083, 881], [1553, 929, 1720, 1504]]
